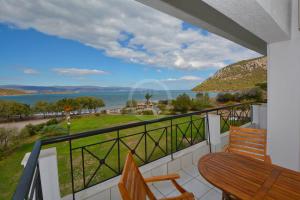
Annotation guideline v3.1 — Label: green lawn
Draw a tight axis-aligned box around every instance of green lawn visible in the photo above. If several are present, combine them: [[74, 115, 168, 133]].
[[45, 114, 206, 196], [0, 113, 248, 200], [0, 115, 160, 200]]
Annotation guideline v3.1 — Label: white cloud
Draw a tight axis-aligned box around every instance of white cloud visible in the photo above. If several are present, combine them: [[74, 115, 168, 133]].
[[0, 0, 261, 70], [163, 75, 203, 82], [23, 68, 38, 74], [53, 68, 107, 76]]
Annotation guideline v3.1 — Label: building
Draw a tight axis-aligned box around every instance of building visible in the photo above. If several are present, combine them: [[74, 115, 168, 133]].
[[13, 1, 300, 199]]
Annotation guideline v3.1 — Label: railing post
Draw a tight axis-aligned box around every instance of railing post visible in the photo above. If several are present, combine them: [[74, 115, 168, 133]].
[[69, 140, 75, 200], [190, 115, 193, 144], [21, 148, 61, 200], [170, 119, 173, 160], [144, 124, 147, 163], [205, 112, 212, 153], [206, 114, 221, 152], [117, 130, 121, 173]]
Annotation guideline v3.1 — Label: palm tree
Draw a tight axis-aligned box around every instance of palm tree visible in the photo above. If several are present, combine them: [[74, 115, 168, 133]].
[[145, 93, 153, 105]]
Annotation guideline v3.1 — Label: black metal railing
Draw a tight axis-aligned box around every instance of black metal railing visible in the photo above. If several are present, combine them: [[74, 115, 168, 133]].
[[12, 102, 253, 200]]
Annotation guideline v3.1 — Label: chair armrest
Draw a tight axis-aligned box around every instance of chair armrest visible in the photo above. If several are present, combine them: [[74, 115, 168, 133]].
[[144, 174, 180, 183]]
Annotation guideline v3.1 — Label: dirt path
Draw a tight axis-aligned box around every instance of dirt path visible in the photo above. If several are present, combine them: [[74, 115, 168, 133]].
[[0, 119, 49, 130]]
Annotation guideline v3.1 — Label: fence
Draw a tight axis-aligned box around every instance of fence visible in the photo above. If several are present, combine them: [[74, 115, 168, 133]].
[[13, 102, 253, 200]]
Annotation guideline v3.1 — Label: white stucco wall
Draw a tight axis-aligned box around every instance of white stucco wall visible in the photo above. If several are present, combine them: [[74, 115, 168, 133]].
[[268, 0, 300, 171], [204, 0, 291, 42]]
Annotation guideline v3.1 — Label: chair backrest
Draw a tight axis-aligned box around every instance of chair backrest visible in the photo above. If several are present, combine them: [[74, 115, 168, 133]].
[[228, 126, 268, 161], [118, 153, 156, 200]]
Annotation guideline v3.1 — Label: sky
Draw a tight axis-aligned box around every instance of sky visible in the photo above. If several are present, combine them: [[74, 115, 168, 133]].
[[0, 0, 261, 90]]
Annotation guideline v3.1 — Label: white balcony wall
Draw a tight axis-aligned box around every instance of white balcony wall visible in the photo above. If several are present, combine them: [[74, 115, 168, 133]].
[[268, 0, 300, 171], [252, 104, 267, 129]]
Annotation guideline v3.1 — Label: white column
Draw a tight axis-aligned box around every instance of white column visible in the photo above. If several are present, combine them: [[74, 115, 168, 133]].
[[206, 114, 221, 152], [21, 148, 61, 200], [267, 0, 300, 171], [39, 148, 61, 200]]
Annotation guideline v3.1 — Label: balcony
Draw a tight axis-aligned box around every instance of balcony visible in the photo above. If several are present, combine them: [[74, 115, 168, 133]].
[[13, 102, 267, 200]]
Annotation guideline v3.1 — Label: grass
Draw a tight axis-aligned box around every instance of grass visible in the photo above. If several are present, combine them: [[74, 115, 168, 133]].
[[45, 114, 206, 196], [0, 113, 249, 199], [0, 114, 160, 200]]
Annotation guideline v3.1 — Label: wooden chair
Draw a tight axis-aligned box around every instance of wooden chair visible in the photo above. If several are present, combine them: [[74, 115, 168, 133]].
[[222, 126, 271, 200], [118, 153, 195, 200], [224, 126, 271, 163]]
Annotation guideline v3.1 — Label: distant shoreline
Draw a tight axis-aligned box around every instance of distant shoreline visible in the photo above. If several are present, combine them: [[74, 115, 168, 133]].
[[0, 91, 77, 97]]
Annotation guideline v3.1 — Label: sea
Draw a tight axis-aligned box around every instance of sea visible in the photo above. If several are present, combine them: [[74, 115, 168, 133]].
[[0, 90, 217, 109]]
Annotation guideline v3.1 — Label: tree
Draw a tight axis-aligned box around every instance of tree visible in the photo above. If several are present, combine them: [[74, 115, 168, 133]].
[[92, 98, 105, 113], [191, 93, 212, 111], [256, 82, 267, 91], [56, 98, 79, 114], [126, 99, 137, 108], [216, 93, 235, 103], [145, 93, 153, 105], [172, 93, 191, 113], [34, 101, 49, 118]]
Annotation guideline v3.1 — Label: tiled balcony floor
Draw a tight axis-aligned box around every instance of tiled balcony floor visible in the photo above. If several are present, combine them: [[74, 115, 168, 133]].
[[149, 164, 222, 200]]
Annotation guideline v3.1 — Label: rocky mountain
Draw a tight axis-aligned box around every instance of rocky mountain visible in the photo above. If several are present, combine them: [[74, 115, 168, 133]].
[[193, 56, 267, 92]]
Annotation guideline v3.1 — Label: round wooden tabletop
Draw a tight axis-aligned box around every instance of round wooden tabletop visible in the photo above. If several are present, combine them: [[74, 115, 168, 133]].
[[198, 152, 300, 200]]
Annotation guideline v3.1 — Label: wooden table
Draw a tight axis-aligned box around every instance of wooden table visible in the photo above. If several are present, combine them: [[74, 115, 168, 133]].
[[198, 152, 300, 200]]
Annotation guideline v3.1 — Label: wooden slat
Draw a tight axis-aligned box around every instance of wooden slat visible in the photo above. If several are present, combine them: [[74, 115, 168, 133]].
[[231, 140, 265, 150], [229, 149, 265, 160], [230, 145, 265, 154], [230, 137, 265, 144], [228, 126, 269, 163], [119, 153, 195, 200]]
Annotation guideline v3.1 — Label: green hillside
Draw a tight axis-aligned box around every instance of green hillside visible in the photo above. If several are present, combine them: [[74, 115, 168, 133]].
[[193, 56, 267, 92]]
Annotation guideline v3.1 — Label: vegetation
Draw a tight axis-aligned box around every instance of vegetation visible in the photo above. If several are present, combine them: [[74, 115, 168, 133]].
[[172, 93, 213, 114], [193, 56, 267, 92], [0, 114, 161, 200], [0, 100, 31, 120], [145, 93, 152, 105], [126, 99, 137, 108], [172, 93, 192, 113], [0, 96, 105, 122], [216, 87, 263, 103]]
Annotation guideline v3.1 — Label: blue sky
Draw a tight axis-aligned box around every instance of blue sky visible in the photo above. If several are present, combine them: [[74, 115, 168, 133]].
[[0, 0, 260, 90]]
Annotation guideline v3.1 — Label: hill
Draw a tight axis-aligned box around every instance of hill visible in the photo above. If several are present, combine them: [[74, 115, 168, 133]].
[[0, 88, 33, 96], [0, 85, 147, 94], [193, 56, 267, 92]]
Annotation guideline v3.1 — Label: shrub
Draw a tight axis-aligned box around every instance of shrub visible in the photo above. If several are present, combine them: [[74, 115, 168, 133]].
[[46, 118, 59, 126], [158, 100, 170, 105], [0, 128, 18, 152], [41, 125, 67, 137], [191, 99, 212, 111], [23, 123, 46, 136], [142, 110, 154, 115], [126, 99, 137, 108], [157, 103, 166, 112], [172, 93, 191, 113], [216, 93, 235, 103], [24, 124, 37, 136]]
